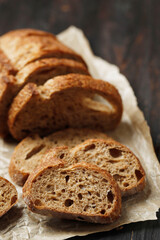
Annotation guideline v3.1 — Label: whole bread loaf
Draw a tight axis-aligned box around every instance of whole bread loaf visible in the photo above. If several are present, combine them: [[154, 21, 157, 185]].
[[0, 176, 18, 217], [8, 74, 123, 140], [9, 128, 110, 186], [23, 159, 121, 224], [40, 138, 146, 196]]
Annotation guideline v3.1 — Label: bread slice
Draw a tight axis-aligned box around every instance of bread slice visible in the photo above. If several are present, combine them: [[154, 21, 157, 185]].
[[8, 74, 123, 140], [9, 128, 110, 186], [0, 176, 18, 217], [41, 139, 146, 196], [0, 58, 89, 137], [0, 29, 87, 69], [23, 159, 121, 224]]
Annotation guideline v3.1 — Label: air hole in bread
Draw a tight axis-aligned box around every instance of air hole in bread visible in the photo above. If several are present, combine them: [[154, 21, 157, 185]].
[[65, 199, 74, 207], [34, 199, 42, 206], [83, 94, 114, 112], [60, 153, 64, 159], [135, 170, 143, 181], [46, 184, 52, 191], [120, 169, 125, 172], [78, 193, 82, 200], [123, 182, 129, 187], [65, 175, 69, 183], [25, 144, 45, 160], [109, 148, 122, 158], [96, 192, 100, 197], [113, 174, 121, 181], [107, 190, 114, 203], [51, 197, 58, 201], [79, 184, 84, 189], [84, 206, 88, 211], [84, 144, 96, 151], [100, 209, 106, 214], [61, 189, 65, 193], [11, 195, 17, 205], [88, 191, 91, 196]]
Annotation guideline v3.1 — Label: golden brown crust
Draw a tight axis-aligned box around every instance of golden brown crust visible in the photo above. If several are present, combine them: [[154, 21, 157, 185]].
[[0, 176, 18, 217], [0, 29, 87, 69], [0, 75, 18, 137], [23, 161, 121, 224], [8, 74, 123, 140], [0, 49, 17, 75], [16, 58, 89, 84]]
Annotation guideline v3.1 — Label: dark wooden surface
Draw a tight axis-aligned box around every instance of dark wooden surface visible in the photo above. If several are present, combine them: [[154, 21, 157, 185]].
[[0, 0, 159, 239]]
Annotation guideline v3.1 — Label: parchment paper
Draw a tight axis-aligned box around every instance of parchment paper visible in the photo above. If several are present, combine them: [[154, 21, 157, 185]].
[[0, 26, 160, 240]]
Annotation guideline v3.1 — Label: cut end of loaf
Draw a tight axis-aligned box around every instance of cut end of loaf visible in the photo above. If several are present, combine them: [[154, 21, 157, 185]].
[[23, 163, 121, 224], [0, 176, 18, 217], [71, 139, 146, 196]]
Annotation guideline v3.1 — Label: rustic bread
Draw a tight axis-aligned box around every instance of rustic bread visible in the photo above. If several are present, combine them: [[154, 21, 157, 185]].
[[0, 49, 17, 75], [23, 159, 121, 224], [0, 58, 89, 137], [9, 128, 110, 186], [0, 29, 87, 69], [42, 139, 146, 196], [0, 176, 18, 217], [8, 74, 123, 140]]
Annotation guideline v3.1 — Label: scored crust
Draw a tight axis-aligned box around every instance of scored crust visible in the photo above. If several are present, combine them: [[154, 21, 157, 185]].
[[23, 160, 121, 224], [0, 29, 87, 69], [8, 74, 123, 140], [0, 58, 89, 137], [9, 128, 110, 186], [0, 176, 18, 217]]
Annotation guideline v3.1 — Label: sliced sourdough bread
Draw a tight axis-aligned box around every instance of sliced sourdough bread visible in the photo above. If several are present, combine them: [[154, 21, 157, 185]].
[[0, 176, 18, 217], [23, 160, 121, 224], [0, 29, 87, 69], [8, 74, 123, 140], [41, 139, 146, 196], [0, 58, 89, 137], [9, 128, 110, 186]]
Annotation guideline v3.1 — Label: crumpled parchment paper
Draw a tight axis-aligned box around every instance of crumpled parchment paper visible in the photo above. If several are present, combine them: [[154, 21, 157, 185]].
[[0, 26, 160, 240]]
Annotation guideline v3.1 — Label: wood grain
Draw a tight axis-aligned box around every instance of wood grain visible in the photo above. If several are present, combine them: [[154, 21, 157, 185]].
[[0, 0, 159, 239]]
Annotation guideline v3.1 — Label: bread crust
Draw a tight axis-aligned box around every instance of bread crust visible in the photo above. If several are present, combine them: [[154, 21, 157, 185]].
[[8, 74, 123, 140], [23, 161, 121, 224], [0, 75, 18, 137], [0, 176, 18, 217], [0, 29, 87, 69], [0, 58, 89, 137], [9, 128, 110, 186]]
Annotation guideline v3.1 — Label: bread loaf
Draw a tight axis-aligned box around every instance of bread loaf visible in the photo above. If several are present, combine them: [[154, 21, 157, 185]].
[[8, 74, 123, 140], [0, 29, 87, 69], [0, 58, 89, 137]]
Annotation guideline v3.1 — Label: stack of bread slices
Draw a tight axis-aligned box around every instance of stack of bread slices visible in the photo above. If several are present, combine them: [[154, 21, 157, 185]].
[[0, 29, 145, 223]]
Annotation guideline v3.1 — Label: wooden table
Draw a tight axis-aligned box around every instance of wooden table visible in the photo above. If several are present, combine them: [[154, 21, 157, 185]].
[[0, 0, 159, 239]]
